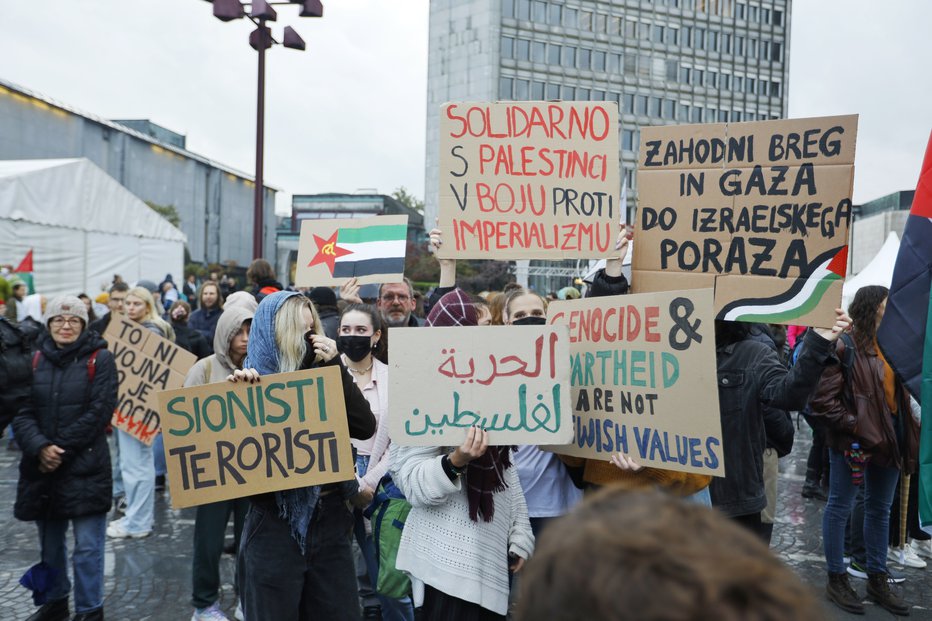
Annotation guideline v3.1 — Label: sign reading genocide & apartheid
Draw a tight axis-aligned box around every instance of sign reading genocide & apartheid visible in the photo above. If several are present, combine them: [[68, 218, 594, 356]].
[[633, 115, 858, 327], [157, 367, 353, 509], [545, 289, 724, 476], [437, 101, 620, 260], [104, 315, 196, 446], [295, 215, 409, 286], [389, 325, 573, 446]]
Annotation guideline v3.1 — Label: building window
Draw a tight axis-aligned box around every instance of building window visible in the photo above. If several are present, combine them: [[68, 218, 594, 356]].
[[639, 22, 650, 40], [666, 60, 678, 81], [762, 7, 771, 24], [516, 38, 530, 60], [649, 97, 661, 117], [662, 99, 676, 119], [622, 129, 635, 151], [736, 2, 746, 19], [501, 36, 514, 59], [677, 103, 689, 121], [721, 33, 732, 54], [707, 30, 718, 52], [532, 80, 546, 99], [733, 76, 743, 92], [595, 13, 607, 33], [625, 19, 637, 38], [664, 27, 677, 45], [623, 93, 635, 114], [610, 16, 622, 35], [608, 52, 622, 73], [718, 110, 728, 122], [704, 107, 716, 122], [635, 95, 648, 115], [592, 50, 607, 72], [532, 0, 547, 22], [749, 39, 758, 59], [578, 87, 591, 100], [651, 25, 664, 43], [499, 77, 514, 98], [562, 45, 577, 68], [691, 107, 702, 122], [531, 40, 546, 62], [749, 5, 759, 22], [770, 81, 781, 97], [548, 4, 562, 25], [720, 73, 731, 89], [624, 54, 637, 73], [564, 7, 578, 28], [772, 42, 783, 62], [579, 48, 592, 70], [694, 69, 704, 86], [517, 0, 531, 20], [774, 9, 784, 26], [694, 27, 705, 50], [580, 11, 593, 30], [547, 83, 561, 99], [562, 85, 575, 99], [548, 43, 562, 65], [515, 79, 530, 99], [679, 66, 692, 83], [503, 0, 515, 18], [593, 89, 606, 100], [681, 25, 691, 47]]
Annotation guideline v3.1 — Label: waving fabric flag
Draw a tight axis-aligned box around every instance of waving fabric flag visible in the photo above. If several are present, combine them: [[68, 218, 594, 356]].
[[876, 131, 932, 531]]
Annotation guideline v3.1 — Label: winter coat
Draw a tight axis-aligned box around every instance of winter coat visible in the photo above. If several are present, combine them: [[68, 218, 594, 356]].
[[172, 322, 211, 360], [710, 329, 833, 517], [188, 306, 223, 353], [747, 326, 795, 457], [252, 278, 284, 303], [809, 334, 919, 472], [13, 330, 117, 521], [0, 317, 32, 434]]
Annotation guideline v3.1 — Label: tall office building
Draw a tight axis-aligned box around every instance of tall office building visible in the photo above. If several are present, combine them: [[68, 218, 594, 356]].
[[425, 0, 792, 289]]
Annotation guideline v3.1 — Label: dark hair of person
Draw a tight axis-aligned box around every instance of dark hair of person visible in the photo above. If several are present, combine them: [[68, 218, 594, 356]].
[[341, 303, 388, 364], [246, 258, 276, 284], [515, 488, 823, 621], [714, 319, 751, 347], [848, 285, 888, 352], [109, 282, 130, 294], [77, 293, 97, 323], [169, 300, 192, 325], [199, 280, 225, 310]]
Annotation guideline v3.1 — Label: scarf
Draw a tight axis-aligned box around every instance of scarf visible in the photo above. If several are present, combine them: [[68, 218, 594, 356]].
[[465, 446, 513, 522], [244, 290, 320, 553]]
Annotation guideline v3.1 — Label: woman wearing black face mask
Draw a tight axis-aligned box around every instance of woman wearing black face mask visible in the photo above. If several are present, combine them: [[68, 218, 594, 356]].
[[338, 303, 416, 621]]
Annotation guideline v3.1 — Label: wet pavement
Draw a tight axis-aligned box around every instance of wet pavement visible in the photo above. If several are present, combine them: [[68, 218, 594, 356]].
[[1, 429, 930, 620]]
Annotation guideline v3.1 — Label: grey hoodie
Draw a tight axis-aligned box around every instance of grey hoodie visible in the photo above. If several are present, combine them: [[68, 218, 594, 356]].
[[183, 306, 255, 387]]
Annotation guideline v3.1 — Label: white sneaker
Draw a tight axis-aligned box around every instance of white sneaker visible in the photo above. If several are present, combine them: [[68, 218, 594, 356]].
[[910, 539, 932, 560], [106, 521, 151, 539], [234, 601, 244, 621], [191, 603, 230, 621], [888, 545, 927, 569]]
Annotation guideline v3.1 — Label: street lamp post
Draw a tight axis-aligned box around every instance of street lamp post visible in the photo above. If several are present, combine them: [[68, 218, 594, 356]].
[[207, 0, 323, 260]]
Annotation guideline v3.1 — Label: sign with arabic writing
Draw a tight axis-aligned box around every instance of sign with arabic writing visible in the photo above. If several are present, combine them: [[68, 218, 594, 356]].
[[389, 325, 573, 446], [545, 289, 724, 476]]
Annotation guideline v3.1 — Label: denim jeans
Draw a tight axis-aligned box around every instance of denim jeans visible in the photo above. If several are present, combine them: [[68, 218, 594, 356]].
[[823, 447, 899, 573], [37, 513, 107, 613], [353, 455, 415, 621], [116, 429, 154, 534], [240, 495, 361, 621], [153, 432, 167, 478]]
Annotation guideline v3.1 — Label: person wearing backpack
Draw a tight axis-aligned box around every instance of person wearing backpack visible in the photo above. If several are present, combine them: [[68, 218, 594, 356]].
[[13, 296, 118, 621], [0, 315, 33, 437], [811, 285, 919, 616]]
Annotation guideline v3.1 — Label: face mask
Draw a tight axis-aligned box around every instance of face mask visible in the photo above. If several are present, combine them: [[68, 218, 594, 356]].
[[338, 335, 373, 362], [513, 316, 546, 326]]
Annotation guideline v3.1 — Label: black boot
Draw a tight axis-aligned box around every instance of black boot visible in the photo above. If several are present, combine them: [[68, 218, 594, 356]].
[[25, 598, 69, 621], [867, 572, 910, 616], [72, 609, 103, 621], [826, 572, 864, 615]]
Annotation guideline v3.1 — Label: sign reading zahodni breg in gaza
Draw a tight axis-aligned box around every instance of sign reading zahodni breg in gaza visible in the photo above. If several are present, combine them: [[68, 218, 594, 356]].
[[157, 367, 354, 509], [295, 215, 409, 286], [437, 101, 620, 260], [544, 289, 723, 477], [633, 115, 857, 327]]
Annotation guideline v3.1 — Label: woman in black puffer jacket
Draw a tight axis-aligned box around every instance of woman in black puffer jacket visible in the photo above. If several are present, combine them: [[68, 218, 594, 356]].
[[13, 295, 118, 621]]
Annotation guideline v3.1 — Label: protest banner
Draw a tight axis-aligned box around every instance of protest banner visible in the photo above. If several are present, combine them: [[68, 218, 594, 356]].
[[545, 289, 723, 476], [295, 215, 409, 286], [437, 101, 620, 259], [389, 325, 573, 446], [157, 366, 353, 509], [633, 114, 858, 327], [104, 315, 196, 445]]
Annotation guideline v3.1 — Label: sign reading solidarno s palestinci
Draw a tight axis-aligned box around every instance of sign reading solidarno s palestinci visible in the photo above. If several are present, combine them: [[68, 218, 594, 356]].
[[389, 325, 573, 446], [104, 316, 196, 446], [157, 367, 353, 509], [545, 289, 724, 477], [633, 115, 857, 328], [437, 101, 620, 260], [295, 214, 409, 287]]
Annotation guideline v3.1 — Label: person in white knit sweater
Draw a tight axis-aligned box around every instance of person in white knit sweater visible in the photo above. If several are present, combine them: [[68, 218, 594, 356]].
[[390, 288, 535, 620]]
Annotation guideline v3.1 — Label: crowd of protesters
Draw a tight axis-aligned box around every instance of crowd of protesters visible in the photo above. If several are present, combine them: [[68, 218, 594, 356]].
[[0, 240, 925, 621]]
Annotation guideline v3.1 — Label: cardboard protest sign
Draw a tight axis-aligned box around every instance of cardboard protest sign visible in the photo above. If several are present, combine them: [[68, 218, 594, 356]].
[[157, 366, 353, 509], [633, 115, 858, 327], [437, 101, 620, 259], [295, 215, 409, 286], [389, 325, 573, 446], [545, 289, 723, 476], [104, 316, 196, 445]]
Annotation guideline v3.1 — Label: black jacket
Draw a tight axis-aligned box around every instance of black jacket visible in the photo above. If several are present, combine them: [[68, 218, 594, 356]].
[[172, 322, 212, 360], [710, 329, 833, 517], [13, 330, 118, 520], [0, 317, 33, 434], [748, 326, 795, 457]]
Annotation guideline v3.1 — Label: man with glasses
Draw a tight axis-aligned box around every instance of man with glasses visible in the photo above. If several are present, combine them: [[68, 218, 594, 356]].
[[377, 280, 421, 328], [88, 282, 129, 335]]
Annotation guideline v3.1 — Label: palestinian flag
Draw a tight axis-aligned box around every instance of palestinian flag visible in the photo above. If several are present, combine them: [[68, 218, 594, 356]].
[[719, 245, 848, 323], [308, 223, 407, 278], [876, 131, 932, 530], [12, 249, 35, 294]]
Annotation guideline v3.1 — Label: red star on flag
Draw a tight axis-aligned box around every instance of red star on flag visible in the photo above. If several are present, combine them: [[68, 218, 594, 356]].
[[308, 230, 353, 274]]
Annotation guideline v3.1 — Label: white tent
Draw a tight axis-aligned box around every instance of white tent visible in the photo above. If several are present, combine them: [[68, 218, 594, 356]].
[[0, 158, 186, 297], [842, 231, 900, 309]]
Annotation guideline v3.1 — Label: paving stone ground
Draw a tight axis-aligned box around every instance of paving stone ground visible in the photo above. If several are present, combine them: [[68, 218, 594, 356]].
[[1, 430, 930, 620]]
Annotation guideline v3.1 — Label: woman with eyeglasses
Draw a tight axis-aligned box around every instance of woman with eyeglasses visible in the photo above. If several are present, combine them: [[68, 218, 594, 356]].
[[231, 291, 376, 620], [14, 296, 118, 621]]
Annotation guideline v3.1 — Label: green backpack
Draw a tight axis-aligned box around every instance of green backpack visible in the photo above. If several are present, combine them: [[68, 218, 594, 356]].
[[368, 476, 412, 598]]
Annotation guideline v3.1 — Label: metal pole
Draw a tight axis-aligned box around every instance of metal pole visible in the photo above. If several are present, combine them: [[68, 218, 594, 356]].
[[252, 19, 267, 260]]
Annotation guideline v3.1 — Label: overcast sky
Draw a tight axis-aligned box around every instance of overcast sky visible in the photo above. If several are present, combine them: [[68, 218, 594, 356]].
[[1, 0, 929, 216]]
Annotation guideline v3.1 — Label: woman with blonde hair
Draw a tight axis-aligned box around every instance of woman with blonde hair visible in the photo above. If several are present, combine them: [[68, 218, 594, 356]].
[[232, 291, 376, 620], [107, 285, 172, 539]]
